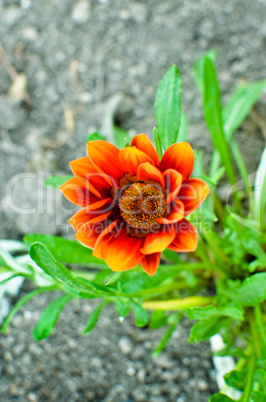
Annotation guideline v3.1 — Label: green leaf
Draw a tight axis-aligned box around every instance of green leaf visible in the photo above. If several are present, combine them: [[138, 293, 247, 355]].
[[189, 316, 226, 343], [224, 369, 246, 391], [209, 393, 235, 402], [242, 238, 266, 261], [113, 125, 132, 149], [162, 248, 181, 263], [24, 234, 106, 268], [29, 242, 111, 298], [154, 65, 182, 149], [1, 287, 56, 333], [114, 298, 130, 317], [223, 80, 266, 140], [250, 391, 266, 402], [193, 50, 217, 94], [225, 273, 266, 306], [83, 301, 107, 333], [33, 294, 72, 340], [86, 132, 106, 142], [105, 272, 123, 286], [149, 310, 168, 329], [44, 175, 73, 188], [153, 127, 162, 160], [187, 304, 244, 321], [152, 312, 182, 356], [202, 57, 235, 185], [178, 112, 188, 142], [130, 300, 148, 327]]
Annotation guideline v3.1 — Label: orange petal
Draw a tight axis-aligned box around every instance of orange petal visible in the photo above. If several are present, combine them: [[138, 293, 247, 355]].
[[163, 169, 183, 204], [177, 178, 210, 216], [160, 142, 194, 180], [103, 229, 145, 271], [141, 253, 161, 276], [157, 199, 184, 224], [70, 157, 112, 198], [141, 225, 175, 255], [137, 162, 165, 188], [59, 177, 100, 207], [131, 134, 160, 167], [87, 141, 126, 183], [75, 220, 110, 249], [119, 146, 154, 176], [92, 220, 118, 259], [169, 219, 198, 252], [69, 203, 112, 231]]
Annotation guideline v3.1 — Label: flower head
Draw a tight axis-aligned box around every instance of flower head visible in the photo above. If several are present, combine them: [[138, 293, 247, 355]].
[[60, 134, 210, 276]]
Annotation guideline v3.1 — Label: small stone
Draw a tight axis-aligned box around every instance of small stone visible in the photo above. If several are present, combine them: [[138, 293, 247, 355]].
[[3, 7, 21, 25], [153, 353, 174, 369], [28, 392, 38, 402], [118, 337, 132, 355], [71, 1, 90, 24], [91, 357, 102, 368], [129, 3, 147, 23], [126, 366, 136, 376], [21, 27, 38, 41], [136, 368, 145, 382], [4, 351, 13, 362], [198, 379, 209, 391]]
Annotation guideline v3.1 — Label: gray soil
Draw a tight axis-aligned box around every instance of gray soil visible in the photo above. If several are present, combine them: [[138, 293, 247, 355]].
[[0, 0, 266, 401]]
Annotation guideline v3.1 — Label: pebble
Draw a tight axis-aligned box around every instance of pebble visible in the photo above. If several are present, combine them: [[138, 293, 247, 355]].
[[71, 1, 90, 24], [28, 392, 38, 402], [126, 366, 136, 376], [118, 337, 132, 355], [153, 353, 174, 369]]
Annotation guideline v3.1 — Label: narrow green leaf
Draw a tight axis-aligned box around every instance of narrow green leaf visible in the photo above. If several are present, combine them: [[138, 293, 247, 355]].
[[86, 132, 106, 142], [153, 127, 163, 160], [33, 294, 72, 340], [83, 301, 107, 333], [130, 300, 148, 327], [1, 287, 57, 333], [223, 80, 266, 140], [209, 393, 235, 402], [152, 313, 182, 357], [114, 298, 130, 317], [202, 57, 236, 185], [44, 175, 73, 188], [105, 272, 122, 286], [24, 234, 106, 267], [178, 112, 188, 142], [193, 50, 217, 94], [225, 273, 266, 306], [154, 65, 182, 149]]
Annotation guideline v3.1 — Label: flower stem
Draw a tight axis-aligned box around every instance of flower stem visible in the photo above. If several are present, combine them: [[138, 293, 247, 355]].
[[241, 353, 255, 402], [142, 295, 213, 311]]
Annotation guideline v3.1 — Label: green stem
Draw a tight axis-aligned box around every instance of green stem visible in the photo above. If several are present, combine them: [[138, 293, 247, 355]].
[[249, 309, 261, 359], [241, 353, 255, 402], [254, 304, 266, 347]]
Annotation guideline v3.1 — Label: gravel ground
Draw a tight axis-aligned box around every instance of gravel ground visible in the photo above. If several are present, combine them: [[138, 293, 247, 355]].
[[0, 0, 266, 400]]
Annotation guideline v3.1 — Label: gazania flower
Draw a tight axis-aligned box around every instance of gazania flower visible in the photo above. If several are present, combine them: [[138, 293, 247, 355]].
[[60, 134, 210, 276]]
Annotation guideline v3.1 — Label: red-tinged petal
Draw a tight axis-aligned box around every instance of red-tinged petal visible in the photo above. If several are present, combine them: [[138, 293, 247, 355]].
[[141, 225, 175, 255], [75, 221, 110, 249], [141, 253, 161, 276], [169, 219, 198, 252], [177, 178, 210, 216], [70, 157, 112, 198], [59, 177, 100, 207], [137, 162, 165, 188], [119, 146, 154, 176], [87, 141, 126, 183], [69, 205, 112, 231], [103, 229, 145, 271], [160, 142, 194, 180], [163, 169, 183, 204], [131, 134, 160, 167], [157, 199, 184, 224], [92, 220, 118, 259]]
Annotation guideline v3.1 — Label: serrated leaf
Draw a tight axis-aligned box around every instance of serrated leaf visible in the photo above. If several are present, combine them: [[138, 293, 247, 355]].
[[187, 304, 244, 321], [114, 298, 130, 317], [83, 301, 107, 333], [24, 234, 105, 268], [152, 312, 182, 357], [130, 300, 148, 327], [224, 272, 266, 306], [250, 391, 266, 402], [154, 65, 182, 149], [189, 316, 226, 343], [33, 294, 72, 340], [224, 369, 246, 391], [44, 175, 73, 188]]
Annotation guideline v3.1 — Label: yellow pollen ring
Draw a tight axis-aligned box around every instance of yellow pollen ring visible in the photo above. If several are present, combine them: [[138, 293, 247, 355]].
[[119, 182, 166, 230]]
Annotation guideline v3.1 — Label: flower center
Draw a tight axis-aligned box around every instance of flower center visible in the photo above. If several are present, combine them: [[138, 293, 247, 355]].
[[119, 182, 166, 231]]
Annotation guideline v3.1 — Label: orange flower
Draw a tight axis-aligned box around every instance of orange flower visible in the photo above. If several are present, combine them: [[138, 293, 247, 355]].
[[60, 134, 210, 276]]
